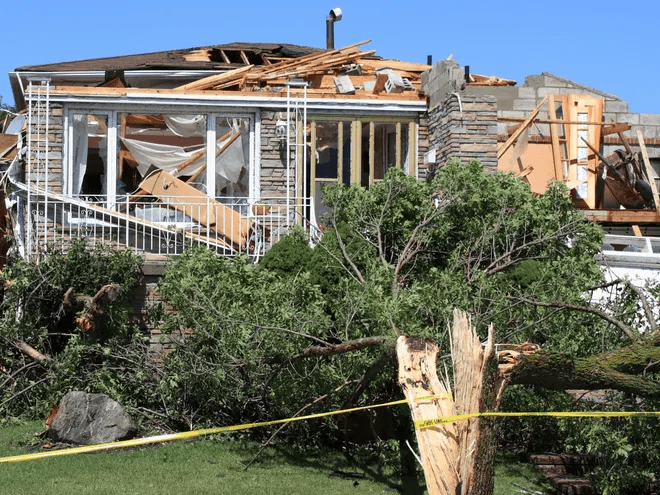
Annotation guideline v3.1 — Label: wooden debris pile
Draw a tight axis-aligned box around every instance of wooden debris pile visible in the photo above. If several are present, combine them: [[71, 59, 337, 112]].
[[498, 94, 660, 213], [175, 40, 429, 98]]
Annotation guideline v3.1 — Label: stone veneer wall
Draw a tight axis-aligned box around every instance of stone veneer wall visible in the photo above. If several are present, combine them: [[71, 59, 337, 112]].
[[260, 110, 294, 198], [416, 114, 430, 180], [426, 94, 498, 173], [26, 102, 64, 193]]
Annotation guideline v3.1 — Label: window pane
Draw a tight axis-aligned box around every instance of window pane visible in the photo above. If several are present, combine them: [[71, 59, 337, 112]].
[[374, 122, 397, 180], [71, 113, 108, 197], [118, 113, 207, 194], [315, 122, 338, 179], [215, 117, 249, 198]]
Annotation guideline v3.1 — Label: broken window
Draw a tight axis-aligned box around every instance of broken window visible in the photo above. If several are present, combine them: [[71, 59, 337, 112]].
[[65, 109, 254, 215], [212, 117, 250, 199], [118, 113, 207, 196]]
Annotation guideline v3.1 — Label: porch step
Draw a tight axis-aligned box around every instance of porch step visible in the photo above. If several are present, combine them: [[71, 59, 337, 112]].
[[529, 454, 599, 495]]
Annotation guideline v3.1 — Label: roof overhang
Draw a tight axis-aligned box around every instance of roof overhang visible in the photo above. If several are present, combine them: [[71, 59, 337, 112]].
[[20, 86, 426, 117], [12, 70, 427, 115]]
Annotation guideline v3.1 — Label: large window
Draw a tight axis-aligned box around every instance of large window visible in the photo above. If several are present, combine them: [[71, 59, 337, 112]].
[[66, 110, 252, 205], [306, 117, 417, 222]]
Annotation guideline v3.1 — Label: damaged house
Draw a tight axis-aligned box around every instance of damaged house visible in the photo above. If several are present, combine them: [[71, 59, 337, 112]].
[[422, 59, 660, 285], [1, 40, 429, 265], [4, 39, 660, 286]]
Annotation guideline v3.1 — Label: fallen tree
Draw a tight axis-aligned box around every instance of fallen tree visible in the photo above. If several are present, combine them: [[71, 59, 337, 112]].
[[152, 162, 660, 494]]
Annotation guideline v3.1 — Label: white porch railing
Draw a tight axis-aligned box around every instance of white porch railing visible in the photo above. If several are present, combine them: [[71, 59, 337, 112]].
[[19, 188, 316, 260]]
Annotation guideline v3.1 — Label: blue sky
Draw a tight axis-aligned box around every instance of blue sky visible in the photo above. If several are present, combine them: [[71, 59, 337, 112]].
[[3, 1, 659, 113]]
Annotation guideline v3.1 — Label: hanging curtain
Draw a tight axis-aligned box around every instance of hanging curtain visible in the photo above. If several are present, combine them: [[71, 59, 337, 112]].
[[215, 131, 247, 197], [71, 114, 89, 195], [163, 115, 206, 137], [120, 137, 206, 177]]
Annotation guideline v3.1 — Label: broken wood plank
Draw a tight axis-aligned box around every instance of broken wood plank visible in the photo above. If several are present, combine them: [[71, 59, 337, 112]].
[[175, 148, 206, 173], [603, 122, 632, 138], [119, 150, 140, 170], [176, 65, 254, 91], [358, 58, 432, 73], [498, 96, 547, 159], [99, 77, 126, 88], [183, 49, 211, 62], [632, 225, 643, 237], [636, 128, 660, 214], [584, 209, 660, 223], [373, 73, 388, 95], [137, 169, 250, 248], [515, 165, 534, 179], [499, 116, 621, 126]]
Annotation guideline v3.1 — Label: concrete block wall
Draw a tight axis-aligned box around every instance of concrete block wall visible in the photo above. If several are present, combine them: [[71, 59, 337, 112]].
[[426, 93, 498, 173], [421, 59, 467, 110], [26, 102, 63, 193], [462, 72, 660, 160]]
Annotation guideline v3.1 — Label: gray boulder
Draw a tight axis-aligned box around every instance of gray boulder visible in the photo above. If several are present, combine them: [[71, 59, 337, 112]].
[[48, 391, 137, 445]]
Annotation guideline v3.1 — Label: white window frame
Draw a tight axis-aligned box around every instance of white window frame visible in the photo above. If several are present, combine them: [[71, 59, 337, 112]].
[[64, 106, 257, 204]]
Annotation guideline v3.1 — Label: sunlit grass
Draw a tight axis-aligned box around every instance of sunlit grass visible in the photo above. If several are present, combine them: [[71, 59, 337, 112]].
[[1, 422, 554, 494]]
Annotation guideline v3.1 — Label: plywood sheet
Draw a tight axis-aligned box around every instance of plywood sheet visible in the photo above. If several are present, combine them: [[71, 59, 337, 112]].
[[499, 142, 555, 195], [138, 169, 250, 247]]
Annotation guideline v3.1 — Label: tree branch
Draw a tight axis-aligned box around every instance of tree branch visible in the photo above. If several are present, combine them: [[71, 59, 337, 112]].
[[510, 296, 637, 341], [13, 340, 50, 362], [290, 336, 389, 360]]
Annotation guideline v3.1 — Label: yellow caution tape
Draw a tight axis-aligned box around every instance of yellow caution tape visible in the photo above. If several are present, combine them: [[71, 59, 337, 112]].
[[4, 392, 653, 464], [415, 410, 660, 430], [0, 394, 451, 464]]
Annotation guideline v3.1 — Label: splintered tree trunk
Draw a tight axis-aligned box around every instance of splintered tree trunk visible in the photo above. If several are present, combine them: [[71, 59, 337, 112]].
[[397, 309, 497, 495]]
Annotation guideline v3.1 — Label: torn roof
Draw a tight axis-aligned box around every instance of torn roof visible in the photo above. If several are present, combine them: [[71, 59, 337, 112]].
[[13, 41, 430, 106], [15, 42, 330, 72]]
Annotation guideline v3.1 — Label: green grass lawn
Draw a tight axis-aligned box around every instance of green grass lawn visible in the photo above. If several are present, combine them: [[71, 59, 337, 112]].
[[0, 421, 554, 494]]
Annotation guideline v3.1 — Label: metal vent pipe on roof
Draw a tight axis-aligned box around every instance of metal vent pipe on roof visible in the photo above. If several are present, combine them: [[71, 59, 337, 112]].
[[326, 7, 342, 49]]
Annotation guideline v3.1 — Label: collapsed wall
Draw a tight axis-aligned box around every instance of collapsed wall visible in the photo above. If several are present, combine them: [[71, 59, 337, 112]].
[[422, 59, 660, 171]]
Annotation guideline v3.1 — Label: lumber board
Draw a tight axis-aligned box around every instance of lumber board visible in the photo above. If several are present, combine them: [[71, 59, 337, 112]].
[[176, 65, 254, 91], [119, 150, 139, 170], [358, 59, 431, 73], [175, 147, 206, 173], [498, 96, 547, 159], [499, 116, 617, 126], [125, 114, 166, 127], [183, 49, 211, 62], [583, 209, 660, 224], [254, 51, 376, 82], [50, 84, 425, 101], [137, 169, 250, 248], [547, 94, 563, 180], [636, 129, 660, 214], [603, 122, 632, 137]]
